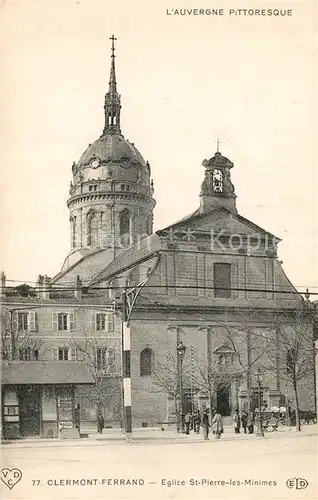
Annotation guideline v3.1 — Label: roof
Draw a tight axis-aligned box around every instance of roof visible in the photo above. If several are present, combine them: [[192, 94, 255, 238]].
[[77, 133, 147, 168], [1, 361, 94, 385], [159, 207, 280, 241], [0, 294, 116, 307], [90, 234, 162, 286]]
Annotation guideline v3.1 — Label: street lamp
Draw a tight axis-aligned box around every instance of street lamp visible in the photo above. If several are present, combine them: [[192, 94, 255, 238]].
[[255, 368, 264, 437], [234, 375, 241, 411], [177, 340, 186, 433]]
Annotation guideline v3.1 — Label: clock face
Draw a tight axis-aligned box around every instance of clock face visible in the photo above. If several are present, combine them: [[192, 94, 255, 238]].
[[91, 159, 99, 168], [212, 169, 223, 193]]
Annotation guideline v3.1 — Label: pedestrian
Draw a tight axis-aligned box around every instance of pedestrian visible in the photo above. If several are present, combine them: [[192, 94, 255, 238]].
[[247, 410, 254, 434], [97, 413, 105, 434], [202, 409, 210, 440], [233, 409, 241, 434], [241, 410, 248, 434], [184, 412, 191, 434], [211, 410, 223, 439]]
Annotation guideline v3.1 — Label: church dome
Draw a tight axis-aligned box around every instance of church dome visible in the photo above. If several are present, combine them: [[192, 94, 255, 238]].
[[77, 133, 147, 169], [66, 36, 156, 262]]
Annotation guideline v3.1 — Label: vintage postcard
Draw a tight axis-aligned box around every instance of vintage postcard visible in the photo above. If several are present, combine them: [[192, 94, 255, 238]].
[[1, 0, 317, 499]]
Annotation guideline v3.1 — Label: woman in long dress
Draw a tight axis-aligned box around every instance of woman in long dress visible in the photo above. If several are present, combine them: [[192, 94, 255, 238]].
[[211, 410, 224, 439]]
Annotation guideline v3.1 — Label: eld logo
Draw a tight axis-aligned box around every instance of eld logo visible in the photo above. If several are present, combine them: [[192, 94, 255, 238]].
[[0, 468, 22, 490], [286, 478, 308, 490]]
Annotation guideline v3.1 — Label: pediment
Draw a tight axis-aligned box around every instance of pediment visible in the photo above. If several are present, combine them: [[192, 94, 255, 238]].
[[214, 344, 235, 354], [160, 208, 278, 240]]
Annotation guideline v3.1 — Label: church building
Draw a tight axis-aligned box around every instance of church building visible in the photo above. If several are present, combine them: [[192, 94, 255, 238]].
[[1, 37, 315, 438]]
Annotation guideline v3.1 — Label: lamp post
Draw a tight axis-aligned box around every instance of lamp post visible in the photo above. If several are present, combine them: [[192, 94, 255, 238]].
[[177, 340, 186, 433], [255, 368, 264, 437], [234, 376, 240, 411]]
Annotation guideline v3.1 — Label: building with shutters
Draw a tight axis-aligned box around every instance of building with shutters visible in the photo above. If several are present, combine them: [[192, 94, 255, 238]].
[[0, 280, 122, 438], [1, 37, 316, 439]]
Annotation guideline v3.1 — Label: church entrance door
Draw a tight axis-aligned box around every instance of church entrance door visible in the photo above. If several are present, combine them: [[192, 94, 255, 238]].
[[216, 386, 231, 416]]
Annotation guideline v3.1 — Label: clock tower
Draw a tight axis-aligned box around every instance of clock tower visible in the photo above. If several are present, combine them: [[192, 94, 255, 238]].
[[199, 146, 237, 214]]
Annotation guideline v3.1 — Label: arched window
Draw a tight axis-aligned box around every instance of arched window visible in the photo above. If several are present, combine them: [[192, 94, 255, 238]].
[[87, 212, 99, 246], [119, 209, 130, 238], [140, 348, 154, 376], [146, 214, 153, 235]]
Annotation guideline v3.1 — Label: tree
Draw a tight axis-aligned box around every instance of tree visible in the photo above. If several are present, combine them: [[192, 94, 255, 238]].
[[262, 308, 315, 431], [71, 333, 121, 418], [1, 308, 42, 361], [152, 351, 191, 420]]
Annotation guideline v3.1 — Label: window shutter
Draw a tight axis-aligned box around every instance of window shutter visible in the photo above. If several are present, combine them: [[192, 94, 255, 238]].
[[107, 313, 114, 333], [52, 347, 58, 361], [70, 347, 77, 360], [69, 312, 75, 331], [28, 312, 36, 332], [52, 313, 58, 331], [91, 313, 96, 331]]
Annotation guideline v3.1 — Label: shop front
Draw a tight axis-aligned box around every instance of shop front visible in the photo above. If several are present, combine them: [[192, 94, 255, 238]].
[[1, 361, 94, 439]]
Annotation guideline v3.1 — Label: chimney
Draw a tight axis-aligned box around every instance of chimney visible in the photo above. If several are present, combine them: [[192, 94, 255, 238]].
[[0, 271, 6, 298], [75, 275, 82, 300], [43, 275, 51, 300], [36, 275, 44, 299]]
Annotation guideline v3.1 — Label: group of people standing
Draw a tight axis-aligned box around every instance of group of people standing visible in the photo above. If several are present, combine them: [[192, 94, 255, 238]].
[[233, 409, 255, 434], [183, 408, 224, 440], [182, 407, 256, 440]]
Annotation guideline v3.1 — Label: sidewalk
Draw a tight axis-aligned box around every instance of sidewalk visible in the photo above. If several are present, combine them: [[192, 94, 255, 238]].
[[2, 424, 316, 447]]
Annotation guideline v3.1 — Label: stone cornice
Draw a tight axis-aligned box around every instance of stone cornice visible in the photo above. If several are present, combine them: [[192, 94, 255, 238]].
[[67, 192, 154, 208]]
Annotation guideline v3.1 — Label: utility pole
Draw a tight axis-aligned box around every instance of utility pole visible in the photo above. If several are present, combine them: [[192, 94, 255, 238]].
[[120, 274, 151, 443], [122, 291, 132, 443]]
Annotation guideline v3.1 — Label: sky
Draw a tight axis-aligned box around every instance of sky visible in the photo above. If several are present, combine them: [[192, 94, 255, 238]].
[[1, 0, 317, 293]]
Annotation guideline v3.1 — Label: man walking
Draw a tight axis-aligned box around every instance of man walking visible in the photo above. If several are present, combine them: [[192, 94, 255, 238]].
[[241, 409, 248, 434], [233, 409, 241, 434], [97, 413, 105, 434], [202, 409, 210, 440], [184, 412, 191, 434], [247, 410, 254, 434]]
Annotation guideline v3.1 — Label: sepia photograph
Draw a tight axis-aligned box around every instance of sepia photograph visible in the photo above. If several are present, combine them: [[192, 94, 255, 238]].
[[1, 0, 317, 499]]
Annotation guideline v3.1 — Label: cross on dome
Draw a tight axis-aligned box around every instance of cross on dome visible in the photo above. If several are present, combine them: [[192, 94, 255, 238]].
[[110, 35, 117, 55]]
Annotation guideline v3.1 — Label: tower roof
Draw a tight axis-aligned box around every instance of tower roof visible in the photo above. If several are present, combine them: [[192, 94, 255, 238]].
[[103, 35, 122, 135], [74, 36, 150, 171], [77, 134, 147, 169]]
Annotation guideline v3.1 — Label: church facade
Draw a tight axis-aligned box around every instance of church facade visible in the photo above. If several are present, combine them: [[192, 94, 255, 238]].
[[1, 38, 315, 438]]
